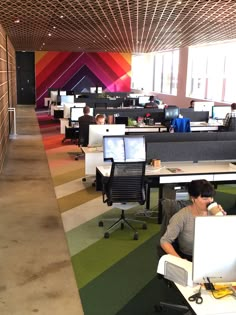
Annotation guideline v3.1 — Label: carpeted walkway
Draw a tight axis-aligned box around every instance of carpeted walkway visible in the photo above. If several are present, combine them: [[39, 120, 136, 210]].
[[38, 112, 236, 315]]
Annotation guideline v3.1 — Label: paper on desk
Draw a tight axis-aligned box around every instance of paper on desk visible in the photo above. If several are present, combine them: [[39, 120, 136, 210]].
[[157, 254, 193, 287]]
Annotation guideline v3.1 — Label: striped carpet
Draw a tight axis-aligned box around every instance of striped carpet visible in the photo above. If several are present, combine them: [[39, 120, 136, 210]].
[[38, 113, 236, 315]]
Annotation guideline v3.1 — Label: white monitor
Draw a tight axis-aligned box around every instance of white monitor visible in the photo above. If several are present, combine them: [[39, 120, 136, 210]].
[[124, 136, 146, 162], [212, 105, 231, 120], [90, 87, 103, 93], [89, 124, 125, 147], [63, 103, 86, 118], [60, 95, 74, 104], [103, 135, 146, 162], [59, 90, 67, 96], [139, 96, 150, 105], [50, 90, 58, 103], [70, 107, 85, 121], [193, 216, 236, 284], [194, 101, 214, 117]]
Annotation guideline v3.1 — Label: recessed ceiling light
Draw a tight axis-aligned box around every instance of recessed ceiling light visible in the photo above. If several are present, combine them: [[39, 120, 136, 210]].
[[14, 18, 20, 23], [60, 15, 64, 18], [48, 33, 52, 36], [53, 26, 56, 29]]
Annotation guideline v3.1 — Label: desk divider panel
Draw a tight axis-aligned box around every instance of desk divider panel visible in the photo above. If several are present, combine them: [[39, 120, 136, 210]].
[[146, 140, 236, 163]]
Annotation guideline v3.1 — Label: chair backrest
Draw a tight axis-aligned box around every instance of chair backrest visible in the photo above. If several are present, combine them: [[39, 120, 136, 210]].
[[157, 199, 192, 258], [171, 117, 191, 132], [78, 121, 93, 147], [227, 116, 236, 131], [104, 161, 146, 205]]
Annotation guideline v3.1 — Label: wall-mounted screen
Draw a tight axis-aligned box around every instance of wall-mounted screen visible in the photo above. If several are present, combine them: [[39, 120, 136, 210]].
[[194, 101, 214, 117], [212, 105, 231, 120], [103, 135, 146, 162], [193, 216, 236, 284], [89, 124, 125, 147]]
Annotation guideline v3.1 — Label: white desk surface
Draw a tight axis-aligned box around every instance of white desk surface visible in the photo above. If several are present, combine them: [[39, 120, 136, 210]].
[[175, 282, 236, 315], [97, 161, 236, 180]]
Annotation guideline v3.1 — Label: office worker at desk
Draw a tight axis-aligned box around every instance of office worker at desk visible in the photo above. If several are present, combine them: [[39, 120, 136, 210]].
[[78, 105, 95, 124], [95, 114, 106, 125], [160, 180, 226, 261], [144, 95, 159, 108], [224, 102, 236, 131]]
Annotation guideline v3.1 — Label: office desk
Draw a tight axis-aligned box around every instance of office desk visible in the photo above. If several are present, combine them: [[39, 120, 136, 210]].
[[96, 161, 236, 223], [82, 147, 108, 175], [175, 282, 236, 315], [190, 122, 221, 132], [125, 124, 167, 133], [125, 122, 221, 134]]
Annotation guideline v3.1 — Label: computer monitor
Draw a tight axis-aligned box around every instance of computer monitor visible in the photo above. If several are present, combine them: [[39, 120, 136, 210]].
[[89, 124, 125, 147], [115, 116, 129, 126], [59, 90, 67, 96], [164, 106, 179, 121], [192, 216, 236, 284], [50, 90, 58, 103], [90, 87, 103, 93], [103, 135, 146, 162], [194, 101, 214, 117], [212, 105, 231, 120], [124, 136, 146, 162], [70, 107, 86, 122], [63, 103, 86, 118], [138, 96, 150, 106], [61, 95, 74, 104]]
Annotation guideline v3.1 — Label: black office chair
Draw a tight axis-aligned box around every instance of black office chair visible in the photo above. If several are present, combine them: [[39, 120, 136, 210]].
[[98, 161, 148, 240], [155, 198, 192, 314], [75, 121, 91, 161]]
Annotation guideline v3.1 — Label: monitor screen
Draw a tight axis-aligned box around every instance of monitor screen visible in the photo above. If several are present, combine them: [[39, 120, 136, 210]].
[[115, 116, 129, 126], [194, 101, 214, 117], [164, 106, 179, 121], [61, 95, 74, 104], [103, 135, 146, 162], [193, 216, 236, 284], [90, 87, 103, 93], [212, 105, 231, 120], [124, 136, 146, 162], [50, 90, 58, 102], [89, 124, 126, 147], [63, 103, 86, 118], [59, 90, 67, 96], [138, 96, 150, 105], [70, 107, 89, 121]]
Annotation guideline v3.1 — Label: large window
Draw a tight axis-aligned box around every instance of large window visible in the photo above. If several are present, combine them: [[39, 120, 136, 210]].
[[154, 50, 179, 95], [187, 41, 236, 103], [131, 50, 179, 95]]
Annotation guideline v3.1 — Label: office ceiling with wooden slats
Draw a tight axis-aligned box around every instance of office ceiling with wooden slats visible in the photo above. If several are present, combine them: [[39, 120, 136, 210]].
[[1, 0, 236, 53]]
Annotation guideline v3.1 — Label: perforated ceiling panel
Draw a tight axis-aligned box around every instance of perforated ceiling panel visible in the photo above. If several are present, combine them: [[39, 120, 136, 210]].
[[1, 0, 236, 53]]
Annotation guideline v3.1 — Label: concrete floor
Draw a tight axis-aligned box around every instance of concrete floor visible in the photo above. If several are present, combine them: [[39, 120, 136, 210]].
[[0, 106, 84, 315]]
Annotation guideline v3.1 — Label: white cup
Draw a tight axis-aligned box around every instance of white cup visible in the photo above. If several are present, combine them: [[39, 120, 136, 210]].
[[207, 202, 223, 216]]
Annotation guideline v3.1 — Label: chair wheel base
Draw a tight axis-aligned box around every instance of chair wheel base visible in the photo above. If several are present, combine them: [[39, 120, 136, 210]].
[[98, 221, 104, 227], [104, 232, 110, 239], [133, 232, 139, 240], [142, 223, 147, 230], [82, 178, 86, 182]]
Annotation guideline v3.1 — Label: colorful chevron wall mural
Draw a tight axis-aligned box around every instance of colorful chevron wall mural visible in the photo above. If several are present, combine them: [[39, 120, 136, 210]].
[[35, 51, 131, 109]]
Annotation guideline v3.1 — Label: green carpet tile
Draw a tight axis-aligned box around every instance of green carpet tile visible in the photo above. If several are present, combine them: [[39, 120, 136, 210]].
[[79, 233, 161, 315]]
